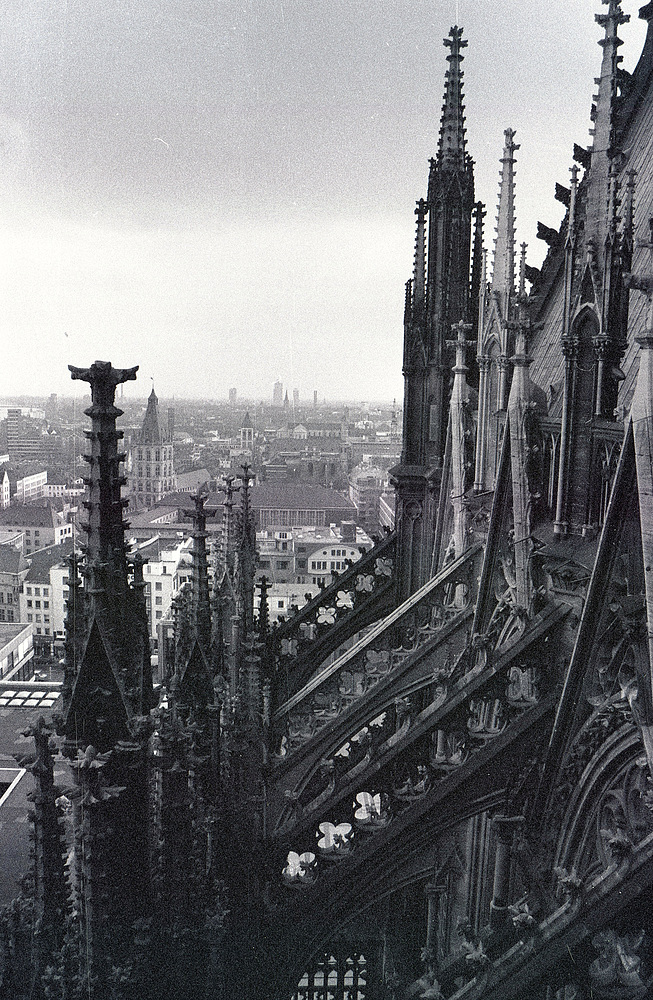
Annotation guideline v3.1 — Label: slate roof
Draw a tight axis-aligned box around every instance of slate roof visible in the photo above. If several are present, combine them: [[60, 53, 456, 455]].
[[0, 504, 58, 529], [0, 547, 22, 575], [525, 18, 653, 414], [23, 540, 74, 582], [175, 470, 212, 490], [248, 484, 356, 512]]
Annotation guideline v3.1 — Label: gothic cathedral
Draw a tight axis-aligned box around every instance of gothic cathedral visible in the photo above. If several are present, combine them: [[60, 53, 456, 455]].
[[4, 3, 653, 999]]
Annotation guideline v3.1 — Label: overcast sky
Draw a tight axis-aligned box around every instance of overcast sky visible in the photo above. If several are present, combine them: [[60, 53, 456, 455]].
[[0, 1, 648, 404]]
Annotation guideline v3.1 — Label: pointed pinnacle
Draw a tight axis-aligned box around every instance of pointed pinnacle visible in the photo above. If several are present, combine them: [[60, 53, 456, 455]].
[[437, 26, 468, 169], [413, 199, 427, 310], [491, 128, 519, 311]]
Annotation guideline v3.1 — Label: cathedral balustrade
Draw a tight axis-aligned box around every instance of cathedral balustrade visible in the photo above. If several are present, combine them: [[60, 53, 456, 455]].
[[270, 583, 568, 854], [269, 678, 559, 993], [272, 543, 484, 773], [270, 532, 397, 699]]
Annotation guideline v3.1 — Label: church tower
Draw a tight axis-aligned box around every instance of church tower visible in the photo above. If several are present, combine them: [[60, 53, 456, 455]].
[[128, 384, 176, 507], [392, 25, 475, 600]]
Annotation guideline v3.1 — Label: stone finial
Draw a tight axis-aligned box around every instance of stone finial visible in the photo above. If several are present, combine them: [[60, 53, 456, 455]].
[[438, 26, 469, 169]]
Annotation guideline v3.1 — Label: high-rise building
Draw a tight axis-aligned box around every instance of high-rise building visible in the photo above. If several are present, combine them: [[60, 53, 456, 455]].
[[6, 408, 42, 462], [273, 379, 284, 406], [229, 387, 237, 405]]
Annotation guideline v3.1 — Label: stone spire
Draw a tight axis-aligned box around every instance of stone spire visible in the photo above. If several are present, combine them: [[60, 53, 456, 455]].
[[61, 362, 155, 983], [425, 25, 475, 466], [237, 465, 256, 637], [64, 361, 154, 748], [585, 0, 629, 256], [71, 360, 136, 597], [491, 128, 519, 319], [507, 298, 534, 614], [437, 26, 468, 170], [140, 384, 168, 445], [392, 24, 475, 598]]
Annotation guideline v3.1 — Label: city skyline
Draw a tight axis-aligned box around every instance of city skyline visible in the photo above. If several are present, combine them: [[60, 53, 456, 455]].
[[0, 1, 648, 401], [0, 387, 402, 408]]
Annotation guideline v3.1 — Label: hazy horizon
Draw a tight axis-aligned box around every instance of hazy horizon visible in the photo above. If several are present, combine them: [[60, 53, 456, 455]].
[[0, 1, 648, 402]]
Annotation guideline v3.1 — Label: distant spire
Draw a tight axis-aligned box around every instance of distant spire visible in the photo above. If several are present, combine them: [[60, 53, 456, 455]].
[[491, 129, 520, 318], [140, 382, 168, 445], [413, 199, 428, 313], [586, 0, 630, 250], [437, 26, 468, 169]]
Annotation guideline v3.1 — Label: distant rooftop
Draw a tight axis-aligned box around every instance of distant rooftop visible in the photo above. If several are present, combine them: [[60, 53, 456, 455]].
[[0, 547, 23, 575], [23, 540, 75, 582], [0, 504, 59, 528], [248, 484, 355, 511]]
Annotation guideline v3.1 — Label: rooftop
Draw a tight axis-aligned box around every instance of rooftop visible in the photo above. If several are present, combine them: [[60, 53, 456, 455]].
[[0, 623, 30, 647], [248, 484, 356, 511], [23, 540, 75, 582], [176, 469, 212, 490], [0, 546, 23, 575], [0, 504, 59, 529]]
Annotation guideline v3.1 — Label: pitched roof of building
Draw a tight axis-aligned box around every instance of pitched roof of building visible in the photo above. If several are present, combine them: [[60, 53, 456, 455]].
[[0, 546, 23, 574], [0, 504, 59, 529], [248, 484, 356, 511], [175, 470, 212, 490], [23, 540, 75, 582], [135, 535, 170, 562], [128, 506, 184, 527]]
